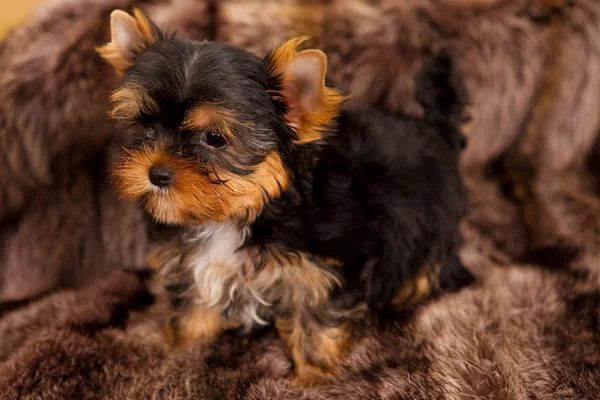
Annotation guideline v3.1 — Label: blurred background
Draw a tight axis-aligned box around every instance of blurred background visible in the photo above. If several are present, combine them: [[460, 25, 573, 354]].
[[1, 1, 39, 38]]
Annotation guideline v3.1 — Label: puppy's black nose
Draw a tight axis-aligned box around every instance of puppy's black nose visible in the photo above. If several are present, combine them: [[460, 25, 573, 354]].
[[149, 164, 174, 188]]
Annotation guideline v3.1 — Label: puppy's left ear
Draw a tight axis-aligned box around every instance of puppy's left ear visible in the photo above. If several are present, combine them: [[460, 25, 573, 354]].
[[265, 38, 345, 144], [97, 8, 163, 75]]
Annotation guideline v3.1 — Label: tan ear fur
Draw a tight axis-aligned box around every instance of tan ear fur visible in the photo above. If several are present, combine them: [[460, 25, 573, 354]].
[[96, 8, 161, 76], [266, 37, 345, 144]]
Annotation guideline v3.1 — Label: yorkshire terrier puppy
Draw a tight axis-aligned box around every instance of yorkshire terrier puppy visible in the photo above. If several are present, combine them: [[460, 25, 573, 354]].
[[98, 9, 472, 384]]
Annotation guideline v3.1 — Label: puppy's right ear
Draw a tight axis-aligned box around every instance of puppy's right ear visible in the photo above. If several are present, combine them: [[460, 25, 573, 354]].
[[97, 8, 163, 75]]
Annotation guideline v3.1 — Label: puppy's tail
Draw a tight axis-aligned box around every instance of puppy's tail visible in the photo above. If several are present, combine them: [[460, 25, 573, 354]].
[[415, 51, 470, 150]]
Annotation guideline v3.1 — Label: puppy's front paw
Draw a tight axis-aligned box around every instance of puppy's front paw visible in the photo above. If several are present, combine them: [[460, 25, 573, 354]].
[[291, 364, 333, 387], [164, 303, 227, 349], [278, 317, 350, 387]]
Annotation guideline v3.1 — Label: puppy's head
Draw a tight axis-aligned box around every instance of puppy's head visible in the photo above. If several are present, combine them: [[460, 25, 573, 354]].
[[98, 9, 344, 225]]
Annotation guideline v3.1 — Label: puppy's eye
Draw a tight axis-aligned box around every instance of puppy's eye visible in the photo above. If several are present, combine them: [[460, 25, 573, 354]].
[[139, 112, 152, 125], [202, 131, 227, 148]]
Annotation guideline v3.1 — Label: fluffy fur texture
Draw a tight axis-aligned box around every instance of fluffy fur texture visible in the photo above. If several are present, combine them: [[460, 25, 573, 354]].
[[1, 261, 600, 399], [1, 0, 600, 396]]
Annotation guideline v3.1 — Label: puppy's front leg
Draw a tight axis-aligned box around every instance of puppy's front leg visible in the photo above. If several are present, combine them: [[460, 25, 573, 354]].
[[165, 303, 227, 348], [276, 311, 350, 386]]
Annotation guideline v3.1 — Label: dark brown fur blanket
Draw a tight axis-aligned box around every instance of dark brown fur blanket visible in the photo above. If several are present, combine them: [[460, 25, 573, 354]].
[[1, 0, 600, 398]]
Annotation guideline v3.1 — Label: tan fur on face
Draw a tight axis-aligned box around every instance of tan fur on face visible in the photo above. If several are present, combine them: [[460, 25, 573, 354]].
[[181, 105, 238, 142], [265, 37, 345, 144], [113, 142, 289, 224], [109, 82, 158, 124]]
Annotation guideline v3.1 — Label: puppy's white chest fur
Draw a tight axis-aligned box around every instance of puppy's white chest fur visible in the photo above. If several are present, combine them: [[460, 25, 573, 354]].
[[179, 221, 275, 327], [185, 221, 249, 284], [160, 220, 340, 331]]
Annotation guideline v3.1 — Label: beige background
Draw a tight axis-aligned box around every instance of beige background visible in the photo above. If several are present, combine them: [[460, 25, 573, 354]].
[[1, 0, 41, 38]]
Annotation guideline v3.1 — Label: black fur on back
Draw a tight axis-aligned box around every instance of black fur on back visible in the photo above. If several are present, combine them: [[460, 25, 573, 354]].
[[250, 53, 473, 308]]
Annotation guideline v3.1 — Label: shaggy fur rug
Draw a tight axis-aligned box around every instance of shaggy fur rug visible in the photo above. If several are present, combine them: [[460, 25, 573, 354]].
[[1, 0, 600, 398]]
